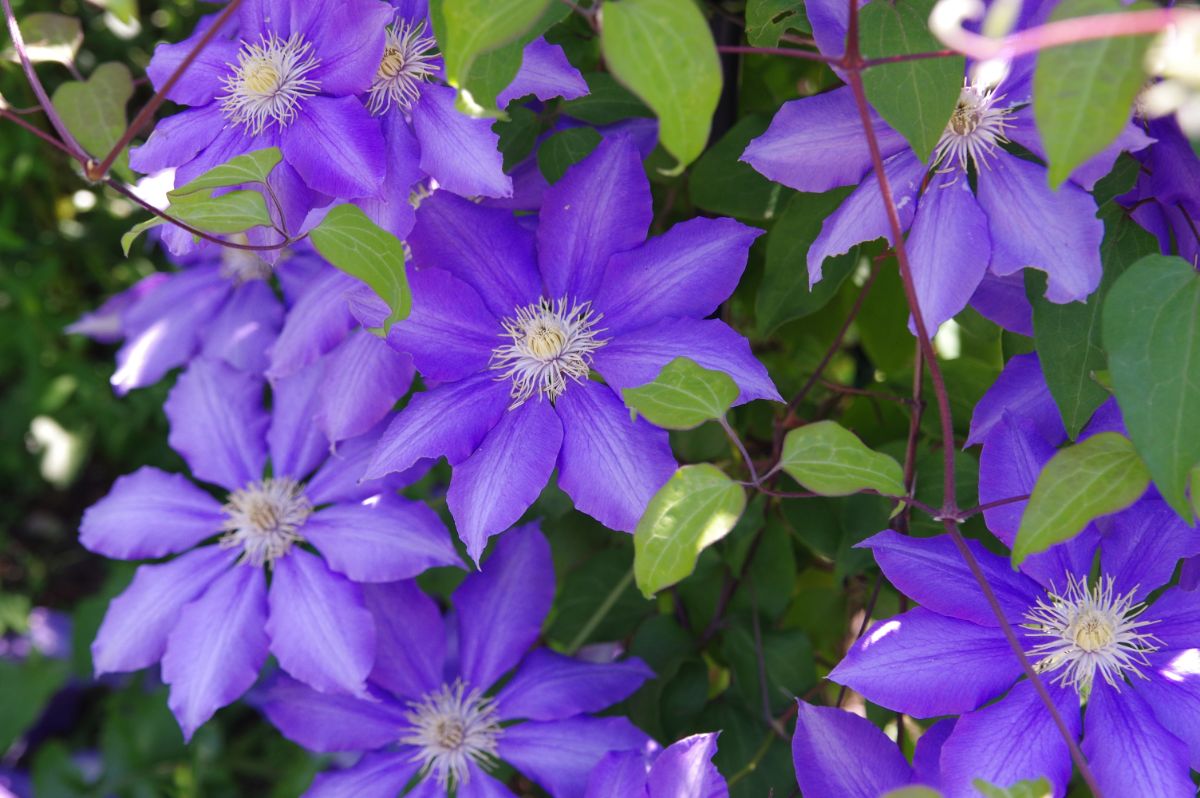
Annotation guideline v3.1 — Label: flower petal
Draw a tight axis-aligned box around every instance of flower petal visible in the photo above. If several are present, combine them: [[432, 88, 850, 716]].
[[1138, 645, 1200, 770], [499, 716, 649, 798], [80, 467, 223, 560], [647, 733, 726, 798], [1101, 499, 1200, 602], [586, 750, 653, 798], [145, 23, 239, 106], [267, 549, 375, 696], [495, 650, 653, 722], [267, 268, 359, 381], [129, 104, 226, 175], [282, 96, 386, 199], [386, 267, 499, 382], [362, 580, 446, 701], [791, 703, 912, 798], [412, 84, 512, 199], [301, 0, 391, 96], [161, 564, 270, 740], [200, 279, 284, 374], [257, 673, 409, 752], [1082, 681, 1193, 798], [305, 751, 421, 798], [968, 352, 1065, 448], [305, 424, 421, 505], [317, 332, 415, 445], [969, 271, 1034, 336], [448, 400, 563, 562], [555, 379, 676, 533], [498, 38, 588, 106], [267, 360, 330, 481]]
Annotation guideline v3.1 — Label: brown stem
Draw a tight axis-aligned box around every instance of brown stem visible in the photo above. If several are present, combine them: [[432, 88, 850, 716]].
[[716, 44, 836, 63], [0, 108, 74, 155], [958, 493, 1031, 519], [862, 49, 958, 67]]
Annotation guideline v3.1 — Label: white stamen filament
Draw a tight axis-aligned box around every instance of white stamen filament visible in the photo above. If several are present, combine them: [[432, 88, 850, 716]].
[[368, 21, 438, 115], [220, 477, 311, 567], [933, 82, 1013, 173], [490, 297, 606, 408], [219, 33, 321, 134], [1022, 573, 1161, 697], [401, 680, 502, 789]]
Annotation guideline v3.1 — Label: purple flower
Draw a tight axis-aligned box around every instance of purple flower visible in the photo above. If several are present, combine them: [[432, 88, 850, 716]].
[[740, 0, 1152, 335], [585, 732, 726, 798], [1119, 117, 1200, 266], [258, 524, 653, 797], [791, 703, 950, 797], [130, 0, 394, 242], [80, 358, 460, 739], [363, 136, 780, 558]]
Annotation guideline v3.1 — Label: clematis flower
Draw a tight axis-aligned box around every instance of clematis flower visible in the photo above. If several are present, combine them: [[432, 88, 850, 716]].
[[740, 0, 1152, 334], [829, 384, 1200, 796], [1119, 116, 1200, 266], [791, 703, 950, 797], [585, 732, 726, 798], [258, 524, 653, 797], [80, 358, 460, 739], [130, 0, 394, 248], [364, 136, 780, 558]]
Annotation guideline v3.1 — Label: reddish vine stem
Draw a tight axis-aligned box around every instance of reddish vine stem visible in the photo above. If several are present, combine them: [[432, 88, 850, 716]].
[[959, 493, 1031, 519], [841, 0, 1100, 791], [0, 108, 74, 155], [716, 44, 836, 63], [860, 49, 957, 67]]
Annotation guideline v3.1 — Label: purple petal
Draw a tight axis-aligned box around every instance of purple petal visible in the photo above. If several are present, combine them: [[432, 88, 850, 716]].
[[1141, 588, 1200, 655], [647, 733, 727, 798], [454, 524, 554, 689], [538, 135, 652, 300], [495, 649, 653, 722], [940, 679, 1080, 798], [161, 564, 270, 740], [68, 273, 166, 343], [258, 673, 408, 752], [741, 87, 907, 193], [282, 96, 386, 199], [907, 172, 992, 333], [594, 217, 763, 335], [828, 607, 1020, 717], [80, 467, 223, 560], [966, 352, 1064, 448], [456, 763, 515, 798], [808, 150, 924, 284], [447, 400, 563, 562], [861, 530, 1041, 627], [386, 268, 499, 382], [1137, 646, 1200, 769], [407, 191, 541, 318], [165, 359, 269, 491], [791, 703, 912, 798], [302, 0, 391, 95], [593, 317, 782, 405], [145, 25, 239, 106], [1082, 681, 1193, 798], [1006, 113, 1154, 191], [267, 549, 375, 696], [499, 716, 650, 798], [267, 361, 330, 481], [129, 104, 226, 174], [92, 546, 233, 675], [911, 718, 954, 790], [199, 279, 284, 374], [317, 332, 415, 444], [555, 380, 676, 533], [304, 495, 459, 582], [976, 152, 1102, 304], [969, 271, 1035, 336], [586, 749, 653, 798], [362, 580, 446, 701], [365, 372, 510, 478], [305, 424, 420, 504], [267, 268, 359, 381], [412, 85, 512, 199], [1101, 499, 1200, 602], [305, 751, 421, 798], [498, 38, 589, 106]]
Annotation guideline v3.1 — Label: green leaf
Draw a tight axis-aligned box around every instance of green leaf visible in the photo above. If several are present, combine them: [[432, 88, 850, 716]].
[[1027, 209, 1158, 438], [1012, 432, 1151, 564], [883, 789, 944, 798], [169, 189, 273, 234], [689, 115, 790, 221], [309, 204, 411, 332], [974, 777, 1053, 798], [1033, 0, 1153, 187], [496, 106, 541, 170], [50, 62, 134, 180], [745, 0, 809, 47], [624, 357, 739, 430], [120, 216, 164, 256], [0, 656, 70, 752], [859, 0, 965, 163], [168, 147, 283, 200], [1104, 254, 1200, 519], [779, 420, 906, 497], [601, 0, 722, 173], [4, 13, 82, 64], [756, 188, 857, 335], [537, 127, 602, 184], [86, 0, 138, 24], [561, 72, 653, 125], [634, 464, 746, 597]]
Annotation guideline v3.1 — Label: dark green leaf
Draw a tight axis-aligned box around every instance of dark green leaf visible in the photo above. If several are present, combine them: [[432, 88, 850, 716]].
[[1034, 0, 1153, 187], [1104, 254, 1200, 518], [601, 0, 722, 173], [860, 0, 965, 163], [168, 147, 283, 199], [495, 106, 540, 171], [883, 789, 944, 798], [561, 72, 653, 125], [51, 62, 134, 180], [779, 420, 906, 497], [624, 357, 739, 430], [537, 127, 602, 184], [745, 0, 809, 47], [1013, 432, 1151, 563], [310, 204, 410, 332], [690, 115, 791, 221], [0, 655, 70, 751]]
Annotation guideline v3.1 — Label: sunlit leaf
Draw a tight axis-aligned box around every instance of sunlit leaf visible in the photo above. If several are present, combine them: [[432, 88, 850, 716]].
[[624, 357, 739, 430], [4, 13, 82, 65], [50, 62, 134, 180], [780, 420, 906, 497], [745, 0, 809, 47], [309, 204, 410, 332], [168, 148, 282, 200]]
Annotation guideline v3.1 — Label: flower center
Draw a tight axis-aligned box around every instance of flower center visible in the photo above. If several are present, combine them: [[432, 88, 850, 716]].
[[368, 21, 438, 115], [933, 83, 1013, 173], [219, 33, 321, 134], [1022, 573, 1161, 697], [401, 680, 502, 789], [220, 478, 312, 567], [490, 297, 606, 408]]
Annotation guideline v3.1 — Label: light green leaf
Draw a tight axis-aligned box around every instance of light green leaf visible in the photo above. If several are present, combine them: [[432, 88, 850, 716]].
[[169, 190, 273, 234], [120, 216, 164, 256], [779, 420, 906, 497], [86, 0, 138, 24], [1104, 254, 1200, 519], [601, 0, 722, 173], [168, 147, 283, 199], [634, 464, 746, 597], [537, 127, 602, 184], [746, 0, 809, 47], [860, 0, 965, 164], [1033, 0, 1153, 187], [4, 13, 82, 64], [1013, 432, 1151, 564], [50, 62, 134, 180], [309, 204, 410, 332], [883, 788, 944, 798], [561, 72, 653, 125], [624, 357, 739, 430], [974, 777, 1053, 798], [689, 115, 790, 221]]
